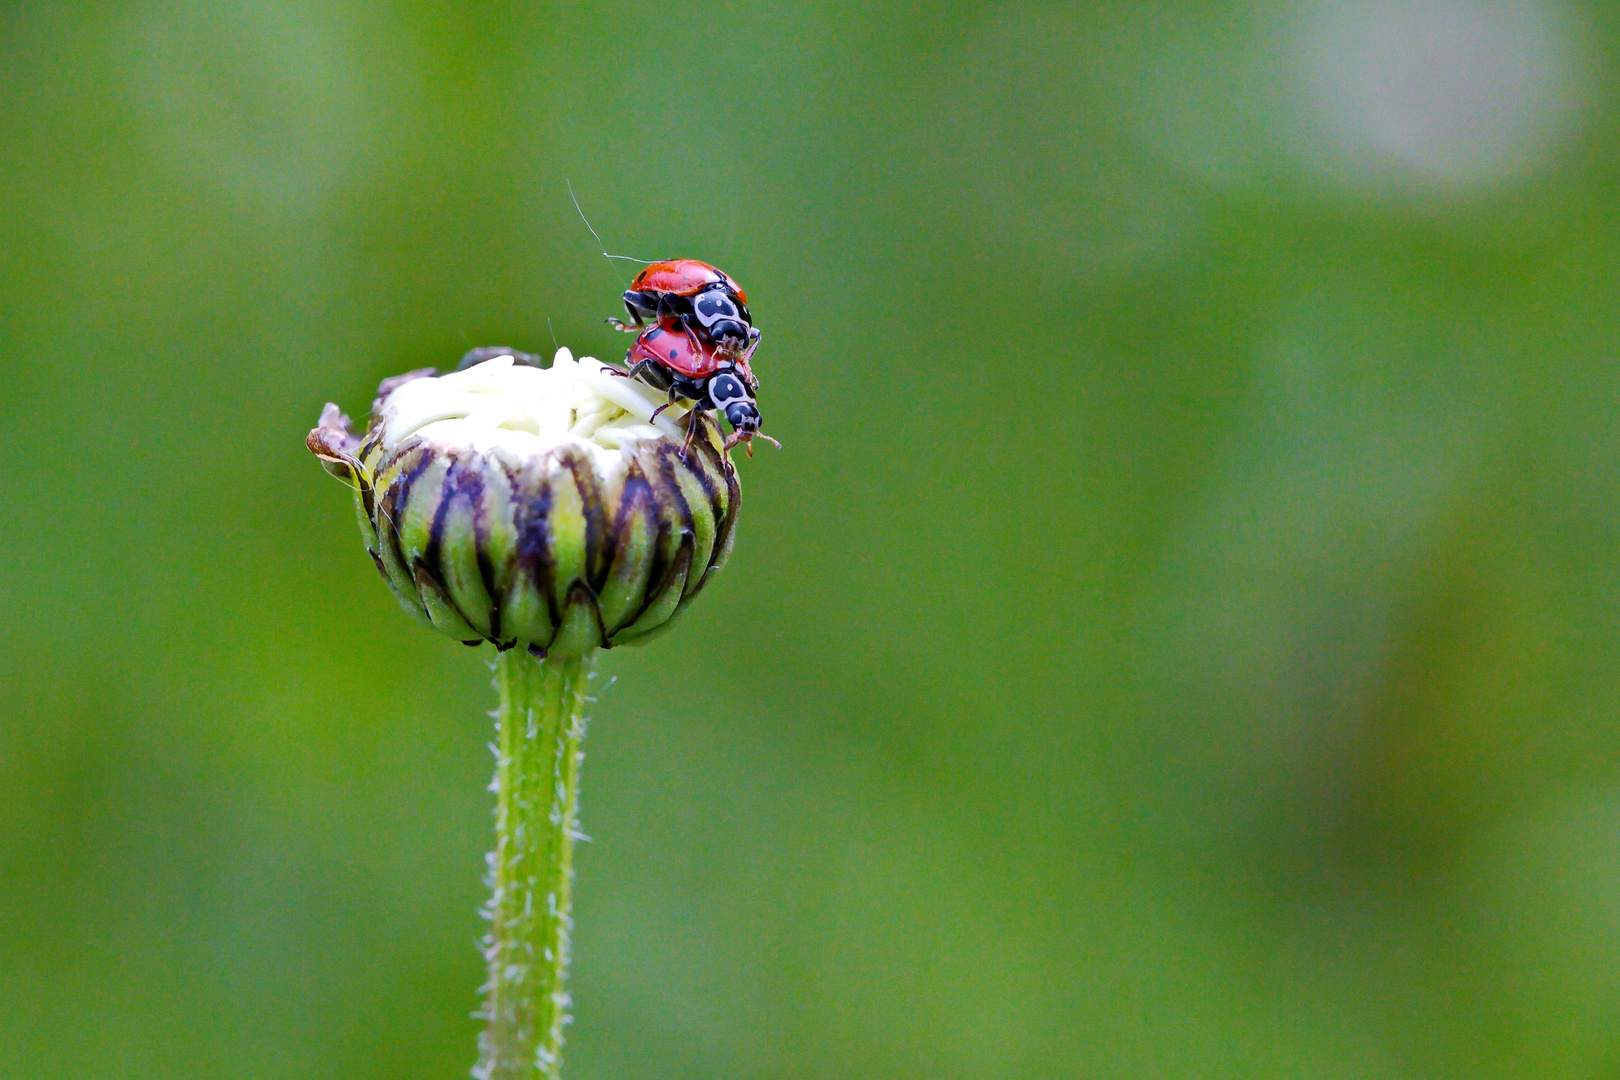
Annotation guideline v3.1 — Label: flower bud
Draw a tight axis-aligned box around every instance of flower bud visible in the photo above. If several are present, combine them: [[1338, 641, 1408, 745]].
[[307, 350, 740, 657]]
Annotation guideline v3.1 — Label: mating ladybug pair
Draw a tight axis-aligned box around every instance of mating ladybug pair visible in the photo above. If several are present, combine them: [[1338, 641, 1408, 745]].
[[608, 260, 773, 454], [457, 257, 771, 454]]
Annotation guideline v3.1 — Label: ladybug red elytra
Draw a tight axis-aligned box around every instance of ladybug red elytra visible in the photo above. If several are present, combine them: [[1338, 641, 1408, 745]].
[[630, 260, 749, 306], [628, 317, 755, 386], [608, 259, 760, 358], [624, 319, 773, 454]]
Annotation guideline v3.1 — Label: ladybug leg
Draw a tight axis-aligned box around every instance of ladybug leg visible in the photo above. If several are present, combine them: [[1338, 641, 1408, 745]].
[[656, 295, 705, 349], [679, 404, 708, 459], [608, 298, 649, 334], [649, 387, 680, 422], [739, 331, 762, 368], [682, 323, 705, 355], [723, 430, 781, 454], [607, 356, 648, 380]]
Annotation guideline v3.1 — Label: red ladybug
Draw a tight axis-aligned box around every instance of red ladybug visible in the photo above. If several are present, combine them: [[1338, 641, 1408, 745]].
[[609, 259, 760, 357], [624, 319, 772, 453], [629, 259, 747, 305]]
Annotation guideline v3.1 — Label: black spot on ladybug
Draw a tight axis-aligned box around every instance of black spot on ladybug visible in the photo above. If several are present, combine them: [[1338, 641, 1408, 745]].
[[668, 348, 678, 359]]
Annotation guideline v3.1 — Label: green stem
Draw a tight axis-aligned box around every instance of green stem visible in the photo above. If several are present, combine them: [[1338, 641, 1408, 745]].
[[476, 649, 594, 1080]]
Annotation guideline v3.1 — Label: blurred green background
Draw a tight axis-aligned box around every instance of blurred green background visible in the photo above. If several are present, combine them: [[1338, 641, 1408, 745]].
[[6, 1, 1620, 1076]]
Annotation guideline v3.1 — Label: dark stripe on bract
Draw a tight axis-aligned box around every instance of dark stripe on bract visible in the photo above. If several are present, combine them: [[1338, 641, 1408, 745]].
[[686, 437, 732, 577], [513, 468, 561, 629], [622, 520, 672, 633], [422, 454, 491, 637], [683, 441, 721, 519], [381, 445, 435, 561], [615, 459, 652, 535], [631, 450, 688, 623], [419, 452, 455, 570], [492, 458, 529, 646], [681, 448, 723, 559], [378, 447, 434, 609], [623, 493, 658, 625], [714, 459, 742, 566], [654, 446, 695, 546], [614, 533, 695, 644], [358, 471, 377, 526], [684, 445, 740, 601], [356, 430, 382, 469], [560, 451, 610, 594], [653, 448, 697, 598], [645, 535, 695, 618], [600, 465, 654, 635], [387, 439, 435, 520], [589, 459, 657, 637], [350, 427, 383, 523], [466, 454, 501, 642]]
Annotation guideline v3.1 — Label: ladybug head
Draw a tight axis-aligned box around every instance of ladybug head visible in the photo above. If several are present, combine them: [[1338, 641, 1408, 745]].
[[707, 370, 761, 435], [690, 286, 750, 351]]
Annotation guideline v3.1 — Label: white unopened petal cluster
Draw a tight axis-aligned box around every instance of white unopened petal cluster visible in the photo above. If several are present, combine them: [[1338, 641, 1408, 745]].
[[379, 349, 690, 465]]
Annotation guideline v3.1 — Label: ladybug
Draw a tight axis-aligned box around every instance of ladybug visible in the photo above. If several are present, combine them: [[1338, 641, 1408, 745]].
[[608, 259, 760, 358], [624, 319, 774, 454]]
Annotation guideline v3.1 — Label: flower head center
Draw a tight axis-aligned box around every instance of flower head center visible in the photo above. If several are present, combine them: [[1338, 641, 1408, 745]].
[[378, 350, 689, 470]]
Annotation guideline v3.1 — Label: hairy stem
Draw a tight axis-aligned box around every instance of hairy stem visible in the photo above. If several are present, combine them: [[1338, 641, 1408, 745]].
[[476, 650, 593, 1080]]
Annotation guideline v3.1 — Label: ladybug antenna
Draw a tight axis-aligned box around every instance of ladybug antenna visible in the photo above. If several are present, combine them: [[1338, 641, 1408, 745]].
[[567, 181, 653, 266]]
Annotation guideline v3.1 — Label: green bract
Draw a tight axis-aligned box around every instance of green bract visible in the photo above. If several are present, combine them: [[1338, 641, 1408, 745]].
[[308, 350, 740, 657]]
